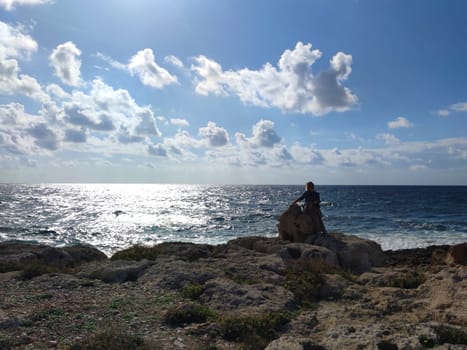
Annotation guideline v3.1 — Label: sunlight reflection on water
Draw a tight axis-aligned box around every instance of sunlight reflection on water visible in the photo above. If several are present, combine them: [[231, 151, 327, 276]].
[[1, 184, 466, 256]]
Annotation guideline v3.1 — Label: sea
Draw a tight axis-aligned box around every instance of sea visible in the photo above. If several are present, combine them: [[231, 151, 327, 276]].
[[1, 184, 466, 256]]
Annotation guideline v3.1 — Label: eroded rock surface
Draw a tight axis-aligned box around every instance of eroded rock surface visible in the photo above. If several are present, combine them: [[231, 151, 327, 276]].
[[0, 238, 465, 349]]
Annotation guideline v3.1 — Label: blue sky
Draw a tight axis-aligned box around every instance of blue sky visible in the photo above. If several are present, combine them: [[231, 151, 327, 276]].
[[1, 0, 466, 184]]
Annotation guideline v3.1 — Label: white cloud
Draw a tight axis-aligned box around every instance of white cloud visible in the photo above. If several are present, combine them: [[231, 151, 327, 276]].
[[49, 41, 82, 86], [96, 52, 127, 71], [0, 21, 37, 60], [0, 0, 51, 10], [129, 48, 178, 89], [147, 143, 168, 157], [0, 102, 57, 154], [164, 55, 184, 68], [26, 123, 59, 150], [170, 118, 190, 128], [236, 119, 281, 148], [290, 144, 324, 165], [64, 128, 87, 143], [437, 101, 467, 117], [409, 164, 427, 171], [0, 58, 45, 101], [61, 79, 161, 141], [0, 21, 47, 102], [437, 109, 450, 117], [450, 102, 467, 112], [191, 42, 357, 116], [377, 133, 400, 145], [199, 121, 229, 147], [388, 116, 413, 129]]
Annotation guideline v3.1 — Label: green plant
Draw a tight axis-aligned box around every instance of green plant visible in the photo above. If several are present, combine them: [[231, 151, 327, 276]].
[[433, 324, 467, 345], [163, 303, 216, 327], [418, 335, 436, 348], [70, 326, 156, 350], [31, 307, 65, 322], [224, 270, 264, 285], [111, 245, 160, 261], [283, 260, 325, 307], [219, 312, 291, 350], [181, 284, 205, 300], [387, 272, 426, 289], [108, 297, 131, 310], [152, 294, 175, 305]]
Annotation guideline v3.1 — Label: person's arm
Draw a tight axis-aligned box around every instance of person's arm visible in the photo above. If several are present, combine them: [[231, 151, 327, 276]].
[[291, 192, 305, 206]]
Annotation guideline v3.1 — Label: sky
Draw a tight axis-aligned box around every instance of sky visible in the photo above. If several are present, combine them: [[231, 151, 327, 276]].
[[1, 0, 467, 185]]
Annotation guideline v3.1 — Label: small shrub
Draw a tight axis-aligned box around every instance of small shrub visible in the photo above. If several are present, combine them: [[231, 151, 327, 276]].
[[70, 326, 156, 350], [31, 307, 65, 322], [434, 324, 467, 345], [283, 260, 324, 307], [219, 312, 291, 350], [387, 272, 426, 289], [108, 297, 131, 310], [181, 284, 205, 300], [20, 264, 58, 280], [111, 245, 159, 261], [163, 303, 216, 327], [418, 335, 436, 348]]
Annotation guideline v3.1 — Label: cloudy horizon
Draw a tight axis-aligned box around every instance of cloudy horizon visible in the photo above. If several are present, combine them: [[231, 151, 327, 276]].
[[1, 0, 467, 185]]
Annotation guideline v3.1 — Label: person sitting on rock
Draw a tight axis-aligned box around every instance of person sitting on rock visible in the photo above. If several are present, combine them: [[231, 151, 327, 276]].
[[291, 181, 327, 234]]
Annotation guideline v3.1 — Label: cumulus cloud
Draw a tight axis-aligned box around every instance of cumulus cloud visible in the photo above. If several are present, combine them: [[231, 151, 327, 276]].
[[377, 133, 400, 145], [0, 21, 47, 102], [437, 101, 467, 117], [236, 119, 281, 148], [0, 0, 51, 10], [170, 118, 190, 128], [450, 102, 467, 112], [147, 143, 168, 157], [290, 144, 324, 165], [164, 55, 184, 68], [26, 123, 59, 150], [61, 79, 161, 141], [129, 48, 178, 89], [388, 116, 413, 129], [64, 128, 87, 143], [437, 109, 450, 117], [49, 41, 82, 86], [191, 42, 357, 115], [95, 52, 127, 71], [0, 21, 37, 60], [199, 121, 229, 147], [0, 102, 58, 154]]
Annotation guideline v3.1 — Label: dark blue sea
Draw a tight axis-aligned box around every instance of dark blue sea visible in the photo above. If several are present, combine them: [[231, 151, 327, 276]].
[[0, 184, 466, 256]]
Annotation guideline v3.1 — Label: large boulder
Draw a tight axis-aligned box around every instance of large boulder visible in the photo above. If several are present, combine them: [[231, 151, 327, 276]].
[[313, 233, 386, 273], [0, 241, 107, 271], [277, 204, 322, 242], [446, 243, 467, 265]]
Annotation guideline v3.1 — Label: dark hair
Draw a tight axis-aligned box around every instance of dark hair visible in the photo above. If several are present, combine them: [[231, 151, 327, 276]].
[[306, 181, 314, 188]]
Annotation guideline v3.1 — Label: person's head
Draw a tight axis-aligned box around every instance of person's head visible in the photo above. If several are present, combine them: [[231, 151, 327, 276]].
[[306, 181, 314, 191]]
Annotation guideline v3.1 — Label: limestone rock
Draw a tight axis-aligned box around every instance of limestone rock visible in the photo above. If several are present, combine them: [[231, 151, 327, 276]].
[[82, 260, 153, 283], [446, 243, 467, 265], [0, 241, 107, 270], [314, 233, 386, 273], [199, 277, 295, 313], [138, 257, 221, 289], [279, 243, 340, 269], [265, 336, 325, 350], [277, 204, 322, 242]]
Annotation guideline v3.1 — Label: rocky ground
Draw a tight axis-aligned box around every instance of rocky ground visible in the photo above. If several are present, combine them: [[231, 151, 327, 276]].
[[0, 235, 466, 350]]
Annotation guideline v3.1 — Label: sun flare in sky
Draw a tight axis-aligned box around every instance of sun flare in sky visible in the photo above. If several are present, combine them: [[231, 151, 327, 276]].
[[1, 0, 467, 185]]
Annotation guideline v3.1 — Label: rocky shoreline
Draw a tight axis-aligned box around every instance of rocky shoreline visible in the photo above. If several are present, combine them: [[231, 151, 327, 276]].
[[0, 233, 466, 350]]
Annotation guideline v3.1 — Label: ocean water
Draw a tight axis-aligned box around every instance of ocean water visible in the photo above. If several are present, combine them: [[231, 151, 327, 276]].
[[0, 184, 466, 256]]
